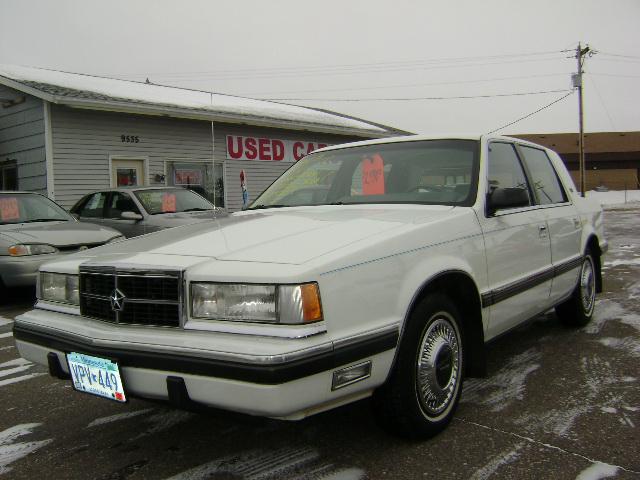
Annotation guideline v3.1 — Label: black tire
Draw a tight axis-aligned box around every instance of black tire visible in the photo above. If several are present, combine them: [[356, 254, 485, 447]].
[[373, 293, 464, 439], [555, 253, 597, 327]]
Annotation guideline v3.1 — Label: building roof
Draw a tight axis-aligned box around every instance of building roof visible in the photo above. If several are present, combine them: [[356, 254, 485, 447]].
[[0, 64, 405, 138], [513, 131, 640, 154]]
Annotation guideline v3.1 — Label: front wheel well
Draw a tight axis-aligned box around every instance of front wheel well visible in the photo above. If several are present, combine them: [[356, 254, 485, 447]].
[[403, 272, 486, 378]]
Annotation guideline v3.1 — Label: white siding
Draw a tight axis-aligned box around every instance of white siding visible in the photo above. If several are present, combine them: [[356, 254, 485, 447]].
[[50, 106, 362, 210], [0, 87, 46, 192], [51, 105, 213, 208]]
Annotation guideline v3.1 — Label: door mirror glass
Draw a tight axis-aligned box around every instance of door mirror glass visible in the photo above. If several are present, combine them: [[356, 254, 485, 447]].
[[487, 187, 530, 215], [121, 211, 143, 221]]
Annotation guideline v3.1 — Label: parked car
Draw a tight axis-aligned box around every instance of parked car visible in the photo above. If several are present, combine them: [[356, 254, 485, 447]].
[[0, 191, 123, 290], [69, 186, 224, 238], [13, 135, 606, 438]]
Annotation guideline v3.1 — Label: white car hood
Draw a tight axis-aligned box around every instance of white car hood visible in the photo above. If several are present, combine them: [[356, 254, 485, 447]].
[[83, 205, 455, 265]]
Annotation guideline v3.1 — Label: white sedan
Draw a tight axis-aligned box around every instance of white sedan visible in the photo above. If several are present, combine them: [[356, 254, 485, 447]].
[[13, 135, 606, 438]]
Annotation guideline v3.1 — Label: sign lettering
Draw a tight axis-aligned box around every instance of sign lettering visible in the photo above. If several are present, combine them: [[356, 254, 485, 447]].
[[161, 193, 177, 212], [226, 135, 329, 163], [0, 197, 20, 221], [362, 154, 385, 195]]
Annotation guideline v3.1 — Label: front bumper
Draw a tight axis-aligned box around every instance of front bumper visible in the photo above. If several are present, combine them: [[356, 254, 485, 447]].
[[13, 309, 398, 418]]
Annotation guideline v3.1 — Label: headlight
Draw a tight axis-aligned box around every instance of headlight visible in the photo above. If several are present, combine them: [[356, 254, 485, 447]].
[[8, 244, 58, 256], [106, 235, 126, 244], [191, 282, 323, 324], [40, 272, 79, 305]]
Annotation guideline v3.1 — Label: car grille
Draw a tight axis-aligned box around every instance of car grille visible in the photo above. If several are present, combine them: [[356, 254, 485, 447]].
[[79, 266, 182, 327]]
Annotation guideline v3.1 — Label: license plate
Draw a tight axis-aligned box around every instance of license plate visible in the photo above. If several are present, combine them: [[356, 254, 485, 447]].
[[67, 352, 127, 402]]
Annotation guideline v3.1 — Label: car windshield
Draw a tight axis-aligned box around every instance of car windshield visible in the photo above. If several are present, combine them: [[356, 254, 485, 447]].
[[251, 140, 479, 209], [134, 188, 215, 215], [0, 193, 72, 225]]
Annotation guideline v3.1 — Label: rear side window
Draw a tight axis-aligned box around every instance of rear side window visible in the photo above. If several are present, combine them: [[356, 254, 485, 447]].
[[519, 146, 567, 205], [106, 192, 140, 219], [487, 142, 531, 206]]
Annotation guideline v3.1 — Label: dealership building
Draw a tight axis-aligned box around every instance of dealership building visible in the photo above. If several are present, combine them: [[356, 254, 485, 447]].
[[0, 65, 402, 211]]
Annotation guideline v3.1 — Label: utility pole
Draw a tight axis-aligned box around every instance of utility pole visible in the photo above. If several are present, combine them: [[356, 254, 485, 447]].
[[573, 42, 592, 197]]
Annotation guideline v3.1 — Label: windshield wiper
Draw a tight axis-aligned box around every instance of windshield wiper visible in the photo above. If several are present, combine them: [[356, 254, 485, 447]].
[[246, 204, 289, 210]]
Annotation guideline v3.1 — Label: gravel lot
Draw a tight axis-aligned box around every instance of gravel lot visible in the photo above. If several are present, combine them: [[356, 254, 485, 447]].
[[1, 205, 638, 479]]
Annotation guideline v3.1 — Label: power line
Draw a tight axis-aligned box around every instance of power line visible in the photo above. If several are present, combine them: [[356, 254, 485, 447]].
[[100, 49, 569, 78], [596, 50, 640, 60], [260, 89, 571, 102], [486, 90, 575, 135], [237, 72, 570, 96]]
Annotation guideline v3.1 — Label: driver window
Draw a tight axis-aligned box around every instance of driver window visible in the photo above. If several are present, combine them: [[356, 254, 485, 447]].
[[488, 143, 532, 206], [76, 192, 108, 218]]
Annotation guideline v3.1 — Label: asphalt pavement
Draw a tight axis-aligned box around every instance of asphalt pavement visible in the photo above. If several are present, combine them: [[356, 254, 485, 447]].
[[1, 206, 638, 479]]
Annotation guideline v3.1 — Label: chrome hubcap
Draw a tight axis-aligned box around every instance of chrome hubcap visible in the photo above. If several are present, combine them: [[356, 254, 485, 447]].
[[416, 316, 460, 417], [580, 257, 596, 314]]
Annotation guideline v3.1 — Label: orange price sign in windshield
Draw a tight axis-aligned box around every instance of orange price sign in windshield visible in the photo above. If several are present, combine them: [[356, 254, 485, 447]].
[[362, 154, 385, 195], [161, 193, 177, 212], [0, 197, 20, 221]]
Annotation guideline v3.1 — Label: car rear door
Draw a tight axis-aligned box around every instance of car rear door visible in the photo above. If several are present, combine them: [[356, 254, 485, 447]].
[[478, 141, 553, 339], [516, 145, 582, 304]]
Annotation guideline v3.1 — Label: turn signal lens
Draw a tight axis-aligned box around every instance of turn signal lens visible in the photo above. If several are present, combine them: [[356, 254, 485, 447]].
[[300, 283, 323, 322]]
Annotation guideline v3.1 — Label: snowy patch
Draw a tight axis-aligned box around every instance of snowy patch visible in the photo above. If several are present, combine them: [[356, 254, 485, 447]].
[[598, 337, 640, 357], [462, 348, 540, 411], [87, 408, 154, 428], [587, 189, 640, 206], [600, 407, 617, 414], [575, 462, 619, 480], [0, 423, 52, 475], [0, 332, 13, 339], [469, 443, 524, 480], [132, 410, 193, 440], [0, 346, 14, 351], [584, 300, 626, 334], [163, 446, 361, 480], [0, 359, 45, 388], [0, 64, 386, 134], [603, 258, 640, 268], [0, 317, 13, 326]]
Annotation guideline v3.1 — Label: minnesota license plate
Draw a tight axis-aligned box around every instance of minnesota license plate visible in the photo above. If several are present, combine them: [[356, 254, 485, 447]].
[[67, 352, 127, 402]]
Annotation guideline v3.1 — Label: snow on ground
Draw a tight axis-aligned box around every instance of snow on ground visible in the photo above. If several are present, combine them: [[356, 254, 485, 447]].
[[163, 446, 365, 480], [469, 443, 524, 480], [0, 332, 13, 339], [0, 358, 46, 388], [0, 423, 52, 475], [0, 317, 13, 326], [87, 408, 154, 428], [586, 189, 640, 206], [462, 348, 541, 411], [574, 462, 619, 480]]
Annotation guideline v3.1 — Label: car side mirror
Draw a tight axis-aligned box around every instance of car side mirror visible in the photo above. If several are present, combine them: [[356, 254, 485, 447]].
[[121, 211, 143, 221], [487, 187, 530, 216]]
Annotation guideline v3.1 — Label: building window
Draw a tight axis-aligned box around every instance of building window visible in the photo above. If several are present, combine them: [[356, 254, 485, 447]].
[[166, 161, 225, 207], [0, 161, 18, 190]]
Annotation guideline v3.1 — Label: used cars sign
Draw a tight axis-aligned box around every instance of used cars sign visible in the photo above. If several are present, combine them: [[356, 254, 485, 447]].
[[226, 135, 329, 162]]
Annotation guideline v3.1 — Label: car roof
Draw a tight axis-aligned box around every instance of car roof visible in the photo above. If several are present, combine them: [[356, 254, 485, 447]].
[[314, 133, 553, 154]]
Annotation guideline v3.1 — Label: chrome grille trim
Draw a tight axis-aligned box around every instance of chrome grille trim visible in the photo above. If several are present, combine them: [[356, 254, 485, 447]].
[[79, 266, 183, 328]]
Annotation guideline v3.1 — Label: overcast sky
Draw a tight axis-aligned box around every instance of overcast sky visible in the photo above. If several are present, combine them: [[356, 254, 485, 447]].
[[1, 0, 638, 135]]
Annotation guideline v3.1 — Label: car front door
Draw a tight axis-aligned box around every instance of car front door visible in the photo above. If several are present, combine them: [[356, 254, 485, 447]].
[[102, 192, 145, 238], [478, 141, 553, 339], [73, 192, 109, 226]]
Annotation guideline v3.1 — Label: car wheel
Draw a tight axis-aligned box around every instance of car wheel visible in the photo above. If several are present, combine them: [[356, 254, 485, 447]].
[[373, 293, 464, 439], [555, 253, 597, 327]]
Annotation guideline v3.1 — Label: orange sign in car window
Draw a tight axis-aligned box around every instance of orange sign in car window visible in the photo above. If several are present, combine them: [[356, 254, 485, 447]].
[[362, 154, 385, 195], [0, 197, 20, 221], [161, 193, 177, 212]]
